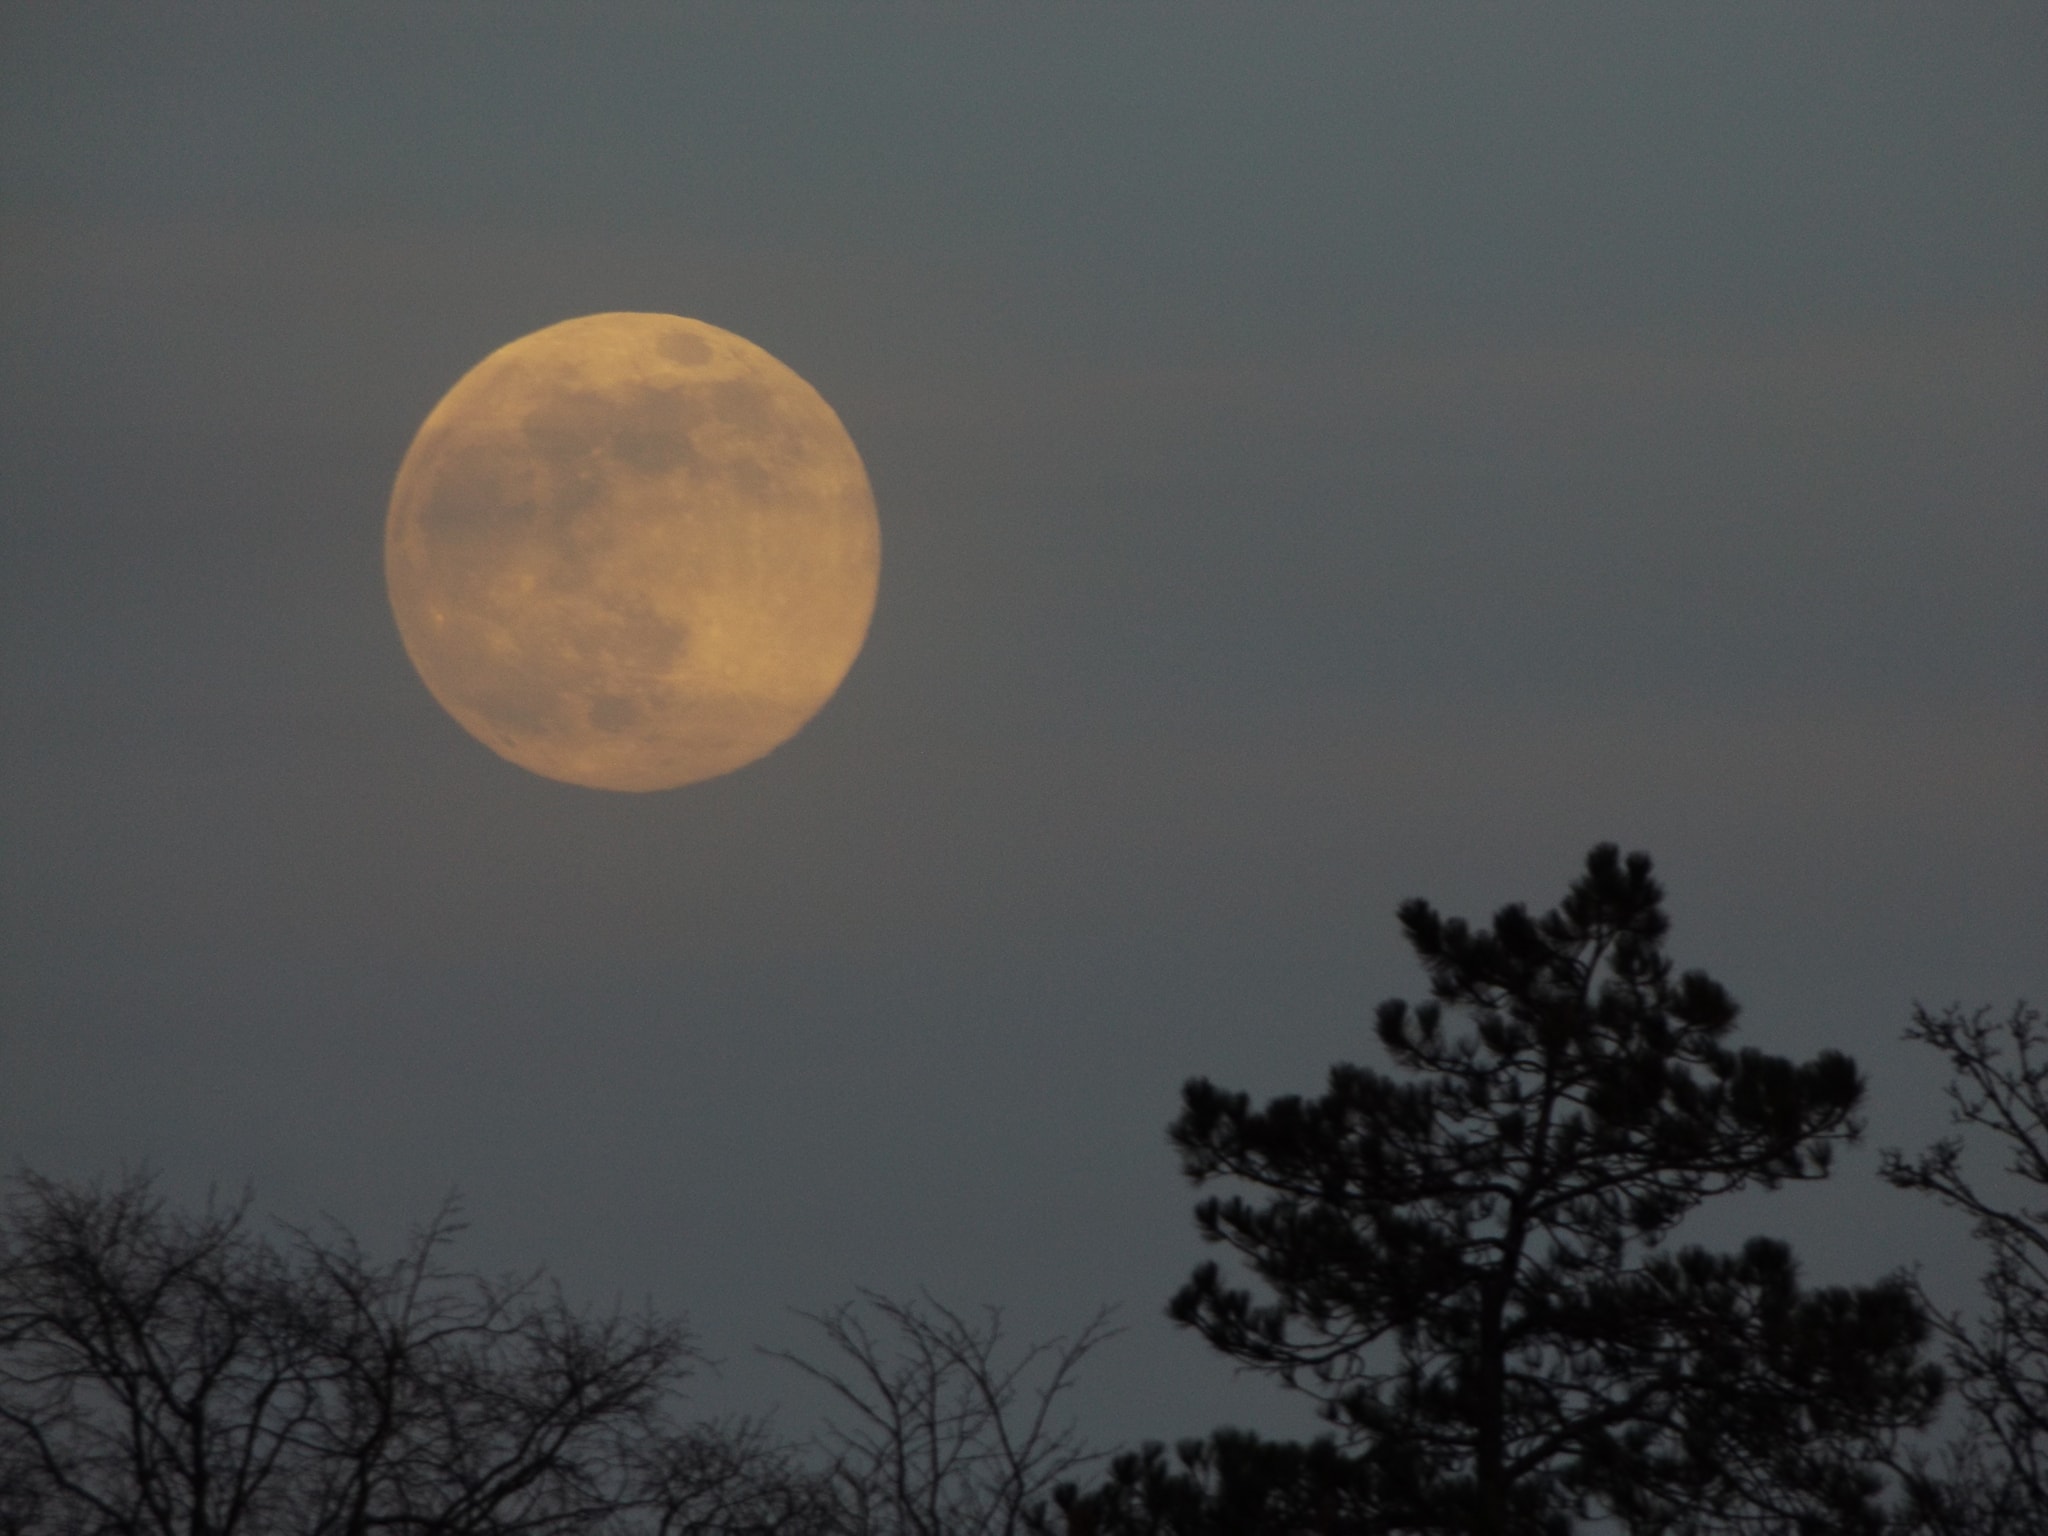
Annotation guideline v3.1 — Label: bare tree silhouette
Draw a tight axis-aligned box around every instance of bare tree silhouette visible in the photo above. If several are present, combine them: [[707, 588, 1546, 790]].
[[768, 1291, 1115, 1536], [0, 1171, 819, 1536], [1884, 1001, 2048, 1535]]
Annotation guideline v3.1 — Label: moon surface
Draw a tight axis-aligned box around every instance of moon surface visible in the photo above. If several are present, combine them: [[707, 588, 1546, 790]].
[[386, 313, 880, 791]]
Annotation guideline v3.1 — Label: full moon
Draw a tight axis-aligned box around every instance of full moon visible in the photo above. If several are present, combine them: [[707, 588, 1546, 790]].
[[385, 313, 880, 791]]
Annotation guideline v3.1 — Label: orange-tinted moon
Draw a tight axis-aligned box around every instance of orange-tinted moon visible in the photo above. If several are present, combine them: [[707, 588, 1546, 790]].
[[385, 313, 879, 791]]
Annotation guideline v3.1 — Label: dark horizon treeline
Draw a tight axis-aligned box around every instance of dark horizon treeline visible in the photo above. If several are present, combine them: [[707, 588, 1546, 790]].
[[2, 848, 2040, 1535]]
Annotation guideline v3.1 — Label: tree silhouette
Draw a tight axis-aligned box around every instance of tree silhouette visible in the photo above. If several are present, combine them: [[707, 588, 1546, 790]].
[[1882, 1001, 2048, 1535], [1065, 846, 1941, 1536], [767, 1291, 1115, 1536], [0, 1171, 821, 1536], [1056, 1429, 1376, 1536]]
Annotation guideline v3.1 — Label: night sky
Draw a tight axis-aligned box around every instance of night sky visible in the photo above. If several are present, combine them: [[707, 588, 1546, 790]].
[[3, 4, 2043, 1448]]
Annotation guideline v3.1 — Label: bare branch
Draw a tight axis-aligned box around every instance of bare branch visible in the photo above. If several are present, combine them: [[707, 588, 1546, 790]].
[[767, 1290, 1117, 1536]]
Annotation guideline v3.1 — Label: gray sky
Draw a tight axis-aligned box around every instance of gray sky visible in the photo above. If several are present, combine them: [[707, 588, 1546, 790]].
[[3, 3, 2043, 1450]]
